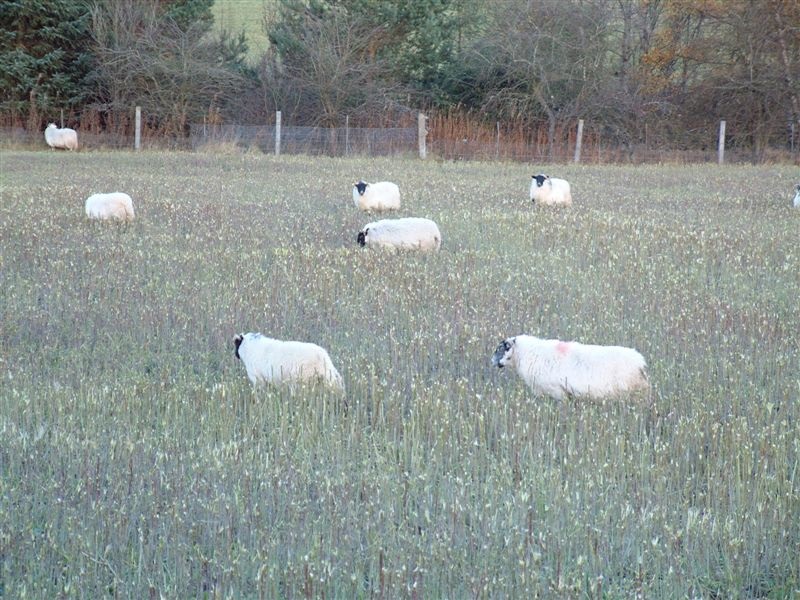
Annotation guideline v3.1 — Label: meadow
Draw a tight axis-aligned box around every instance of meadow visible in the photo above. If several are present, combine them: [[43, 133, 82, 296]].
[[0, 149, 798, 598]]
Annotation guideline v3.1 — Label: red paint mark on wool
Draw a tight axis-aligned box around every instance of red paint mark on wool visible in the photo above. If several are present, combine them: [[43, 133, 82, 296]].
[[555, 341, 571, 355]]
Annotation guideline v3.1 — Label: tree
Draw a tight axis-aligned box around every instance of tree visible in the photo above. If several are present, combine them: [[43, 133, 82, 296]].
[[0, 0, 93, 128], [88, 0, 248, 135]]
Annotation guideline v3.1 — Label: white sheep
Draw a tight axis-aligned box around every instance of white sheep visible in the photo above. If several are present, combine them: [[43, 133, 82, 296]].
[[357, 217, 442, 251], [85, 192, 135, 221], [352, 180, 401, 211], [530, 174, 572, 206], [793, 184, 799, 208], [44, 123, 78, 151], [234, 332, 345, 391], [491, 335, 649, 401]]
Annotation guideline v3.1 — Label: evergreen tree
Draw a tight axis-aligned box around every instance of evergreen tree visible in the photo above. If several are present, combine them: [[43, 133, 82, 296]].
[[0, 0, 93, 126]]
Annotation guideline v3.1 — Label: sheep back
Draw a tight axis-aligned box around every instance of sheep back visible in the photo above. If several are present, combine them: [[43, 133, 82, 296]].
[[85, 193, 135, 221], [493, 335, 648, 400], [357, 217, 441, 251], [44, 123, 78, 151], [353, 180, 401, 211], [234, 333, 344, 391]]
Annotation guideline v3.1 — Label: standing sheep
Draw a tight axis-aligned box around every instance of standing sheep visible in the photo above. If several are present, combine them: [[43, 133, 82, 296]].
[[530, 174, 572, 206], [85, 192, 135, 221], [44, 123, 78, 151], [357, 217, 442, 251], [234, 332, 345, 391], [491, 335, 649, 401], [353, 180, 401, 211], [793, 184, 799, 208]]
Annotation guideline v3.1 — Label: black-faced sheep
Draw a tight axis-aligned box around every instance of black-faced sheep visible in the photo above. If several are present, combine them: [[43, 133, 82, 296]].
[[353, 180, 401, 211], [234, 333, 345, 391], [85, 193, 135, 221], [44, 123, 78, 151], [492, 335, 649, 401], [356, 217, 442, 251], [530, 174, 572, 206]]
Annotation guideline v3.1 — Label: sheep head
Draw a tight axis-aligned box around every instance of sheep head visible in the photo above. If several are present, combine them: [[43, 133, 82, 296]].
[[356, 228, 369, 247], [233, 333, 244, 359], [492, 337, 516, 368], [532, 174, 550, 188], [354, 180, 368, 196]]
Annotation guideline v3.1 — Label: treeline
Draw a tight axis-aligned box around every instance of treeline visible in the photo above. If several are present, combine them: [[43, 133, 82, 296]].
[[2, 0, 799, 161]]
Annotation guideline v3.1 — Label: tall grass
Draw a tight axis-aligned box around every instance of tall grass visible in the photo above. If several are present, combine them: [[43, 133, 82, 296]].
[[1, 151, 798, 597]]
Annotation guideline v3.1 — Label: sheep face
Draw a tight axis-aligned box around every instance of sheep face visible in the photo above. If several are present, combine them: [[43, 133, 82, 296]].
[[354, 181, 368, 196], [356, 227, 369, 246], [532, 174, 550, 189], [491, 338, 515, 368], [233, 333, 244, 359]]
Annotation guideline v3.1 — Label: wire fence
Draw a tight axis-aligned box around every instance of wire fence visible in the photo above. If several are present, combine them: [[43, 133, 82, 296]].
[[2, 120, 798, 164], [188, 123, 418, 156]]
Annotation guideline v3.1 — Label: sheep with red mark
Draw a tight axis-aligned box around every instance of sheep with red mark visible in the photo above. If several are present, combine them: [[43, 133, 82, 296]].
[[492, 335, 649, 400]]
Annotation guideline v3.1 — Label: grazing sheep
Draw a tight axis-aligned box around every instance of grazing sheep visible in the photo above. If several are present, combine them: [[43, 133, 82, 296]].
[[357, 217, 442, 251], [234, 332, 345, 391], [530, 174, 572, 206], [491, 335, 649, 401], [794, 184, 800, 208], [85, 193, 135, 221], [353, 180, 401, 211], [44, 123, 78, 151]]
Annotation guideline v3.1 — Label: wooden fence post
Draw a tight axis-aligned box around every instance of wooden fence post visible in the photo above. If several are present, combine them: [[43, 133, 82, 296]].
[[574, 119, 584, 163], [495, 121, 500, 158], [60, 108, 64, 128], [418, 113, 428, 159], [134, 106, 141, 151], [275, 110, 282, 156], [718, 120, 726, 164]]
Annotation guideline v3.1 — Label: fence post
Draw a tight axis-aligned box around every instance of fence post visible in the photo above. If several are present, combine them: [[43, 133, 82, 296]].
[[60, 109, 64, 128], [134, 106, 141, 151], [418, 113, 428, 159], [275, 110, 281, 156], [574, 119, 584, 163], [717, 120, 726, 164], [495, 121, 500, 158], [345, 115, 350, 156]]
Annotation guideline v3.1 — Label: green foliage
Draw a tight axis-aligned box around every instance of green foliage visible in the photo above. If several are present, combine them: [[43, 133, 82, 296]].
[[1, 151, 798, 596], [0, 0, 93, 122]]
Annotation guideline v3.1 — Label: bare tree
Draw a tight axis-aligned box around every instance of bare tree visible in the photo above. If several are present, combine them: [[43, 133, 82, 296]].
[[89, 0, 246, 135]]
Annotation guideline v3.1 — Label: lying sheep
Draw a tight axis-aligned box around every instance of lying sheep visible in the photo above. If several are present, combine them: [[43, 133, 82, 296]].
[[492, 335, 649, 401], [794, 184, 799, 208], [44, 123, 78, 151], [353, 180, 401, 211], [234, 332, 345, 391], [530, 174, 572, 206], [85, 192, 135, 221], [357, 217, 442, 251]]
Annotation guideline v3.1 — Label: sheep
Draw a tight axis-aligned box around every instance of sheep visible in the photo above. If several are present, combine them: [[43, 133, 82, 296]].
[[44, 123, 78, 151], [794, 184, 800, 208], [234, 332, 345, 391], [356, 217, 442, 251], [491, 335, 649, 401], [530, 174, 572, 206], [352, 180, 401, 211], [85, 192, 135, 221]]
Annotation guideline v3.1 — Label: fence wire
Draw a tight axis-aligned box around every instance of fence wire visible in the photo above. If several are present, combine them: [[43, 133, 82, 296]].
[[189, 123, 417, 156]]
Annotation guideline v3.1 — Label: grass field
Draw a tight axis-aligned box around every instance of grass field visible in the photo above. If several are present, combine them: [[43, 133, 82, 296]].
[[1, 150, 798, 597]]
